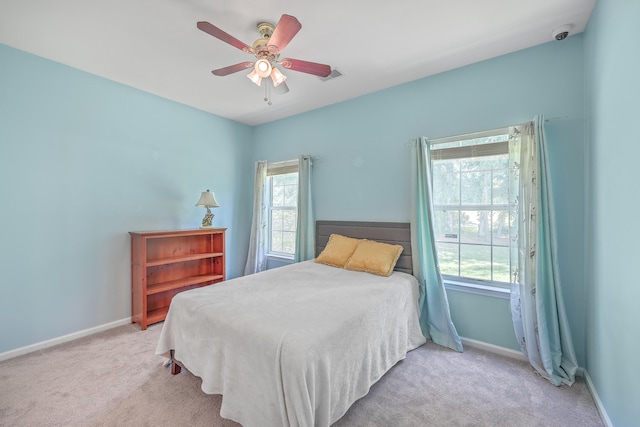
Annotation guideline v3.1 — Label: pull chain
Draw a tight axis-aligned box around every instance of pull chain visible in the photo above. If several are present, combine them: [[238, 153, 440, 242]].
[[263, 81, 272, 105]]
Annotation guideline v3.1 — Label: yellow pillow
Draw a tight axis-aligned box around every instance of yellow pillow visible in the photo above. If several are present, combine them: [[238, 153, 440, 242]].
[[344, 239, 404, 277], [315, 234, 361, 268]]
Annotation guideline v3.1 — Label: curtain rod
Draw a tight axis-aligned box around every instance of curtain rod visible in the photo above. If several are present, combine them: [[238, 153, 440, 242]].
[[266, 155, 321, 166]]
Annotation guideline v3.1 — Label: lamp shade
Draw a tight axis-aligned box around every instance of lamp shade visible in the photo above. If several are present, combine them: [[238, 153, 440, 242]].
[[195, 190, 220, 208], [270, 67, 287, 87], [247, 69, 262, 86]]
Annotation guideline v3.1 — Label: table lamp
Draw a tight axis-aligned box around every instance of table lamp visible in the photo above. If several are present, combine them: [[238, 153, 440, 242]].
[[195, 189, 220, 228]]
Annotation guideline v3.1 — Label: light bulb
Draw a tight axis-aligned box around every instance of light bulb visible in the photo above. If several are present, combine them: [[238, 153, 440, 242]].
[[254, 59, 272, 78]]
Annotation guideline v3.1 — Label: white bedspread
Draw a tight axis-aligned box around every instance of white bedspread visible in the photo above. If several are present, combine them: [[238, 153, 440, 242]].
[[155, 260, 426, 427]]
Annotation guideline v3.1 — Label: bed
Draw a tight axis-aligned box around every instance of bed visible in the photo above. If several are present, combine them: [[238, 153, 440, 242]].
[[155, 220, 426, 427]]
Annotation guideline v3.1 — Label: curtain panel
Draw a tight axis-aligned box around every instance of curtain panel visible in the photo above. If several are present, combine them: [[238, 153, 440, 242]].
[[295, 155, 315, 262], [244, 161, 268, 275], [510, 115, 578, 386], [410, 137, 463, 352]]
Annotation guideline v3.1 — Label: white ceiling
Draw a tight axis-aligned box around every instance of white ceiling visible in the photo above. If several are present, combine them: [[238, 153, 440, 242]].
[[0, 0, 595, 126]]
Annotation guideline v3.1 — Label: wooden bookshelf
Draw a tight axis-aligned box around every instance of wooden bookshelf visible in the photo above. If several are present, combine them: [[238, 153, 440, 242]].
[[129, 228, 226, 330]]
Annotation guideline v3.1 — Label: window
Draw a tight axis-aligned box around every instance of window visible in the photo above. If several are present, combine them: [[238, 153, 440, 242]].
[[267, 161, 298, 258], [430, 127, 516, 290]]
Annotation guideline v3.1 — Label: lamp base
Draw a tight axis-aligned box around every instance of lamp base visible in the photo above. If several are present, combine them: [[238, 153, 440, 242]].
[[201, 208, 214, 228]]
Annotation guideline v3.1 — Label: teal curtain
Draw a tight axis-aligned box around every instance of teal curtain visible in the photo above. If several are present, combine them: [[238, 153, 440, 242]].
[[411, 137, 463, 352], [294, 155, 315, 262], [510, 115, 578, 386], [244, 161, 268, 275]]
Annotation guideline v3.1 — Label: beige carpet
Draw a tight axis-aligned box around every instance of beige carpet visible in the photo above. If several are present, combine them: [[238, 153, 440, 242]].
[[0, 323, 603, 427]]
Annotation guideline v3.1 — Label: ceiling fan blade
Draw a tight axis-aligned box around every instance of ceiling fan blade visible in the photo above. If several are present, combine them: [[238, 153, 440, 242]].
[[212, 62, 254, 76], [274, 81, 289, 94], [267, 14, 301, 54], [197, 21, 254, 54], [280, 58, 331, 77]]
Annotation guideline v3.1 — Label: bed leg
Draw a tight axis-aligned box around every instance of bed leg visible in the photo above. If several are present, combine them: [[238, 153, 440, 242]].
[[169, 350, 182, 375], [171, 361, 181, 375]]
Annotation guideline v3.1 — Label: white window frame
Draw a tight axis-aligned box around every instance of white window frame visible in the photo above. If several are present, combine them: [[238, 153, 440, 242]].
[[429, 126, 515, 299], [266, 160, 298, 260]]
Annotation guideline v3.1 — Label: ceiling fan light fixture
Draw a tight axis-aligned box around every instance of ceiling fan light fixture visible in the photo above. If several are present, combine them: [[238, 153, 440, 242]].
[[247, 69, 262, 86], [198, 15, 333, 97], [254, 59, 272, 78], [270, 68, 287, 87]]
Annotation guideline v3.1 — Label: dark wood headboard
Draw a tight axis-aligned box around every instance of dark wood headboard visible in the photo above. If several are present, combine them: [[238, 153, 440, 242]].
[[315, 220, 413, 275]]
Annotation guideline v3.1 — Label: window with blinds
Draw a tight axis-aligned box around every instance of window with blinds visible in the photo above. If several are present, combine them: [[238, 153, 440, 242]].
[[267, 160, 298, 258], [429, 127, 513, 286]]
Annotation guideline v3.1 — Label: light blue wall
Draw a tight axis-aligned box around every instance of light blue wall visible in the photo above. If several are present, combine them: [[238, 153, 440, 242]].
[[447, 292, 516, 350], [0, 44, 253, 353], [252, 38, 586, 360], [584, 0, 640, 425]]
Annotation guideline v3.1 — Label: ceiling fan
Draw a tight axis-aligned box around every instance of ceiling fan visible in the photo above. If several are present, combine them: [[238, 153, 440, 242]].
[[197, 14, 332, 101]]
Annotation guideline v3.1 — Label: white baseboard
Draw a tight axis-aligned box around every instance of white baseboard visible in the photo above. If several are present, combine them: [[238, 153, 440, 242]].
[[460, 336, 528, 362], [583, 369, 614, 427], [0, 317, 131, 362]]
